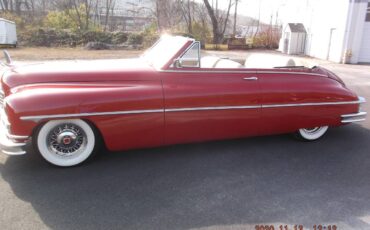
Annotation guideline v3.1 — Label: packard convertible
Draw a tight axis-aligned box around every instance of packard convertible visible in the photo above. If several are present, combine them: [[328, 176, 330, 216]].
[[0, 35, 367, 167]]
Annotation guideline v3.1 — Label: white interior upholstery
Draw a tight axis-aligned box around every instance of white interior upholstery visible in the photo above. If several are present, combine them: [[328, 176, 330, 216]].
[[244, 53, 302, 68], [200, 56, 220, 68], [214, 59, 243, 68], [201, 56, 243, 68]]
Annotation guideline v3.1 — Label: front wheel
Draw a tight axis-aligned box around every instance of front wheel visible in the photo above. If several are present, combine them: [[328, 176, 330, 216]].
[[35, 119, 97, 167], [295, 126, 329, 141]]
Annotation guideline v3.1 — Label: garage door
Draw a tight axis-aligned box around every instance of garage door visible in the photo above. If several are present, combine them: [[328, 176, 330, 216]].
[[359, 2, 370, 63]]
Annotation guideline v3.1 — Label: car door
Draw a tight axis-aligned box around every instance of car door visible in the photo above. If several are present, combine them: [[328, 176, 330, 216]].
[[162, 70, 261, 145]]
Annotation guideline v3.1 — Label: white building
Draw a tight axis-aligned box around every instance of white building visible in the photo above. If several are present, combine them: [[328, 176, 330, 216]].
[[277, 0, 370, 64]]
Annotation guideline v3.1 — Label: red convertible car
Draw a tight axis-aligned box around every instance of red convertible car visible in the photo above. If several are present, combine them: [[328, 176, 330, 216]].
[[0, 35, 367, 167]]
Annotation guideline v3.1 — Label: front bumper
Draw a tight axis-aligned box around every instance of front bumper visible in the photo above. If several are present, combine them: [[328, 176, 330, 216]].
[[0, 127, 27, 155], [341, 96, 367, 123], [0, 110, 28, 155]]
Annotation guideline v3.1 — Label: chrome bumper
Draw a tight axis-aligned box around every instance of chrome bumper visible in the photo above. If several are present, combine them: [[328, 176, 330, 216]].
[[341, 96, 367, 123], [0, 110, 28, 155], [0, 126, 27, 155], [341, 112, 367, 123]]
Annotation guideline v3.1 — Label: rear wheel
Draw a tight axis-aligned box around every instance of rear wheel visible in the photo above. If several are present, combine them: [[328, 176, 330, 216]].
[[35, 119, 97, 167], [295, 126, 329, 141]]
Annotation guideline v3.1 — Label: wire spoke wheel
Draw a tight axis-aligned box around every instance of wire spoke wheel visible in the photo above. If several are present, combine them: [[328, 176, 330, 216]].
[[47, 123, 87, 158], [36, 119, 96, 167], [296, 126, 329, 141]]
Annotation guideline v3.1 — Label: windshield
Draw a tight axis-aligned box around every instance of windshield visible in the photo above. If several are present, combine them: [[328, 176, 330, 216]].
[[141, 35, 192, 69]]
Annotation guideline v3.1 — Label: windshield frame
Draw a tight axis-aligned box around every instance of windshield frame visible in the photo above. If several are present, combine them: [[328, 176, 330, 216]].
[[141, 35, 194, 70]]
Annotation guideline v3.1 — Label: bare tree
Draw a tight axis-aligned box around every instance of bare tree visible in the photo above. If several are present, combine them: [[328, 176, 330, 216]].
[[103, 0, 115, 31], [233, 0, 240, 36], [179, 0, 194, 34], [203, 0, 233, 43], [152, 0, 182, 31]]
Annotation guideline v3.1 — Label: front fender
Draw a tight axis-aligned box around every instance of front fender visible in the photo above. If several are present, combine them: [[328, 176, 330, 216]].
[[5, 81, 164, 139]]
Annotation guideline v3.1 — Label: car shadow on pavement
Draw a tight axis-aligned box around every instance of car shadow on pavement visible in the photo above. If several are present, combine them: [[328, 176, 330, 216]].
[[1, 124, 370, 230]]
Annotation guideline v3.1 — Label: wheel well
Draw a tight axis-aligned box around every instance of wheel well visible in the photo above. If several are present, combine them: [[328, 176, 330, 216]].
[[82, 119, 106, 149]]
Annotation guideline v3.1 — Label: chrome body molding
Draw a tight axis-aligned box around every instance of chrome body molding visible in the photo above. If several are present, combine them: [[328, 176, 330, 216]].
[[166, 105, 260, 112], [262, 99, 362, 108], [341, 112, 367, 123], [160, 69, 327, 77], [19, 99, 364, 122], [21, 109, 165, 122]]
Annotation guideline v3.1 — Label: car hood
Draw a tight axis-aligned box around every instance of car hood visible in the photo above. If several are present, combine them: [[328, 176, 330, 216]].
[[1, 58, 155, 91]]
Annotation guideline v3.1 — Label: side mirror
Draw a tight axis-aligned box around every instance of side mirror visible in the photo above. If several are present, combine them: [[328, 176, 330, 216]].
[[174, 59, 182, 68]]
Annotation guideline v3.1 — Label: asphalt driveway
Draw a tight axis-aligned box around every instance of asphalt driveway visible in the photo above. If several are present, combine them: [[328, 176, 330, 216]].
[[0, 62, 370, 230]]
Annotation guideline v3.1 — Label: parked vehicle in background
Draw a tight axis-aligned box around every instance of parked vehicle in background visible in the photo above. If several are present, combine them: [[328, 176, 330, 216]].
[[0, 18, 17, 48], [0, 35, 367, 167]]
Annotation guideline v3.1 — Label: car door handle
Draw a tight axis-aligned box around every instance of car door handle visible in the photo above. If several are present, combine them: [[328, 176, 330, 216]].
[[243, 77, 258, 81]]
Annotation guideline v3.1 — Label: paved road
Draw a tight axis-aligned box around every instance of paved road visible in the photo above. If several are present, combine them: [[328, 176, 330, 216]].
[[0, 63, 370, 230]]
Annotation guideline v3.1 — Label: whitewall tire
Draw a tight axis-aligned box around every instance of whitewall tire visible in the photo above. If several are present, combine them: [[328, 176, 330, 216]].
[[36, 119, 96, 167], [296, 126, 329, 141]]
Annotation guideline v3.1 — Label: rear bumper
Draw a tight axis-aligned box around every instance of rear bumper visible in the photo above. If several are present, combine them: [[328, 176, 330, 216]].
[[341, 96, 367, 123], [341, 112, 367, 123]]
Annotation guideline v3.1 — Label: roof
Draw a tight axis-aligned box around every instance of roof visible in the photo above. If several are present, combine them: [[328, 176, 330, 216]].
[[287, 23, 306, 33], [0, 18, 16, 24]]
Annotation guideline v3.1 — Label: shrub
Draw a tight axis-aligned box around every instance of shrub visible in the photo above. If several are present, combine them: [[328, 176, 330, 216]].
[[44, 11, 77, 31], [111, 32, 128, 44], [80, 30, 112, 44], [127, 33, 144, 45]]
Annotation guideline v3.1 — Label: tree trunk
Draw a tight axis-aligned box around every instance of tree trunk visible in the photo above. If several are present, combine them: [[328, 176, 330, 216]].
[[233, 0, 238, 36], [187, 0, 192, 34], [203, 0, 221, 44]]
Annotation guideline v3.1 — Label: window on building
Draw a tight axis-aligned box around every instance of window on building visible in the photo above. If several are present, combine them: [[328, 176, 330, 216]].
[[366, 2, 370, 22]]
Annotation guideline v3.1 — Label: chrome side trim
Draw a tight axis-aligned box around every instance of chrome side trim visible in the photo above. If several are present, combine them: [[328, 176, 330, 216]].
[[21, 109, 164, 122], [160, 69, 327, 77], [257, 71, 327, 77], [19, 99, 363, 122], [161, 69, 257, 74], [262, 100, 361, 108], [166, 105, 260, 112]]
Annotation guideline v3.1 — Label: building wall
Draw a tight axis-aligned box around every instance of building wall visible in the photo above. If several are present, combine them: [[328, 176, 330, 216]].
[[347, 0, 369, 63], [279, 0, 350, 63], [278, 0, 370, 63]]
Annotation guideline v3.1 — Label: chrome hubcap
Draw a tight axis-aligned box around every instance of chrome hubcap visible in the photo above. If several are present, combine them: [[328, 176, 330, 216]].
[[302, 127, 321, 134], [47, 124, 87, 157]]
